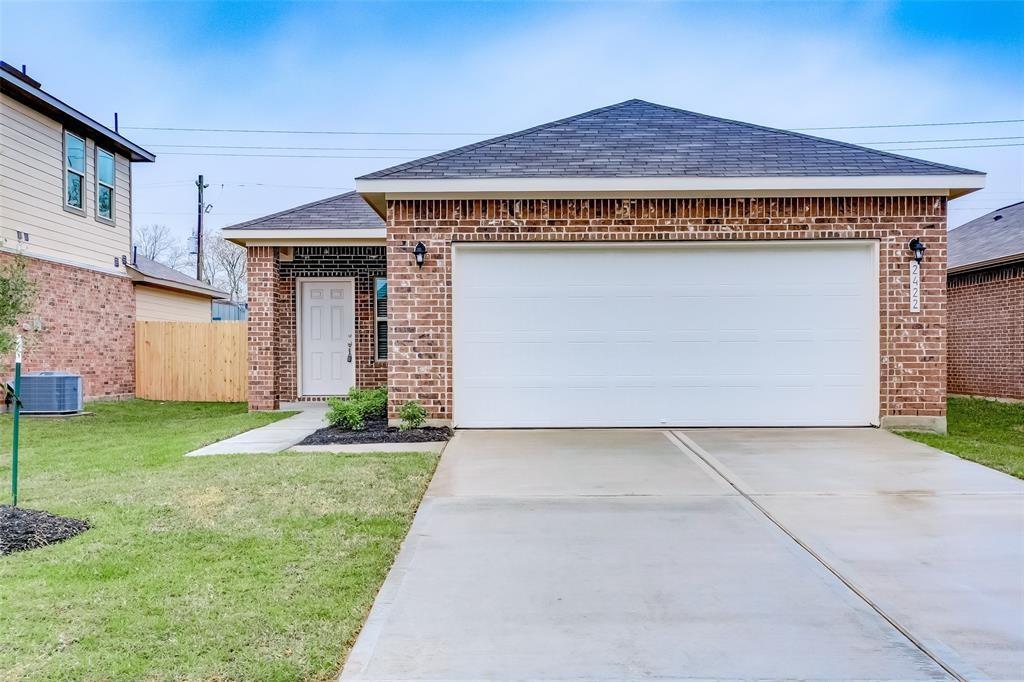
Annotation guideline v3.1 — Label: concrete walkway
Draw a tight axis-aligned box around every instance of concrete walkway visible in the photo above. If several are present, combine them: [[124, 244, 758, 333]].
[[185, 402, 328, 456], [341, 428, 1024, 681]]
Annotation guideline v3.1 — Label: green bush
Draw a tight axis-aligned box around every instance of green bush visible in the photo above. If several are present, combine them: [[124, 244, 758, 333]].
[[326, 386, 387, 430], [398, 400, 427, 431]]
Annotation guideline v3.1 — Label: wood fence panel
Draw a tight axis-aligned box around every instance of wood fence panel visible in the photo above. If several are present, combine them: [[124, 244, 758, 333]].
[[136, 321, 248, 402]]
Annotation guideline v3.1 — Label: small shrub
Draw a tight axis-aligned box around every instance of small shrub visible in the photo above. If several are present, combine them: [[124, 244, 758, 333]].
[[327, 396, 366, 430], [349, 386, 387, 420], [326, 386, 388, 430], [398, 400, 427, 431]]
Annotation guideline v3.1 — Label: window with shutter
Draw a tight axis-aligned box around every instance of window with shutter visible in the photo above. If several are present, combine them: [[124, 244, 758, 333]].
[[375, 277, 388, 360]]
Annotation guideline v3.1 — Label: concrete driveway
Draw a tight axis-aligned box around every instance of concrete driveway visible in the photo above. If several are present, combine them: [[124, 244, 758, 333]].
[[341, 428, 1024, 681]]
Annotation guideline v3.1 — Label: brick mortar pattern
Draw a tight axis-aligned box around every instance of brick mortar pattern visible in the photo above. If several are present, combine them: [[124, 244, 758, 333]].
[[386, 196, 948, 422], [947, 263, 1024, 400], [247, 246, 386, 410], [0, 252, 134, 399]]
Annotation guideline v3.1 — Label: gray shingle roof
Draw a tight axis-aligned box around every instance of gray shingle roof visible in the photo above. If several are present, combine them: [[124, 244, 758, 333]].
[[129, 255, 228, 298], [225, 191, 383, 230], [949, 201, 1024, 271], [359, 100, 982, 180]]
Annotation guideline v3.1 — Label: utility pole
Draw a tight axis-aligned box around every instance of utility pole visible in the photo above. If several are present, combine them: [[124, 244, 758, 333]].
[[195, 174, 208, 282]]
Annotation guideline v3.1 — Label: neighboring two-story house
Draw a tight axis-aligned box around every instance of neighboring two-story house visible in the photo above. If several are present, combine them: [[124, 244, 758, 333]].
[[0, 61, 224, 399]]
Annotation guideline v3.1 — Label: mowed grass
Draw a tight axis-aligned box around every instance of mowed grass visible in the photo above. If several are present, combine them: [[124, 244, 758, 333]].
[[0, 400, 437, 681], [899, 396, 1024, 479]]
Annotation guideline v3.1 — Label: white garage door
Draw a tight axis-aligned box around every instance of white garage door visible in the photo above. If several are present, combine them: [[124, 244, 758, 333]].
[[452, 242, 879, 428]]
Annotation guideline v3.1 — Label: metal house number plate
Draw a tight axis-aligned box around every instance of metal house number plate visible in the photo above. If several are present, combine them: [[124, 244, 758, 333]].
[[909, 261, 921, 312]]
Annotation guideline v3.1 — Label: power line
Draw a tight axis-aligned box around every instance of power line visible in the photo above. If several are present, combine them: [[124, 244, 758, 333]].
[[160, 152, 416, 159], [124, 117, 1024, 137], [857, 136, 1024, 145], [879, 143, 1024, 151], [145, 143, 445, 152], [793, 118, 1024, 131], [141, 136, 1024, 152], [126, 126, 491, 136]]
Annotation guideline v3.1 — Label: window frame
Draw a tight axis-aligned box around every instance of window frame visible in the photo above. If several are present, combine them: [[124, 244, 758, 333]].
[[374, 276, 388, 361], [94, 146, 116, 225], [62, 129, 86, 215]]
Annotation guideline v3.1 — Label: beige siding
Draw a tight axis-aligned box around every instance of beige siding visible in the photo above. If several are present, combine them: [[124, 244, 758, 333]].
[[0, 93, 132, 271], [136, 285, 212, 322]]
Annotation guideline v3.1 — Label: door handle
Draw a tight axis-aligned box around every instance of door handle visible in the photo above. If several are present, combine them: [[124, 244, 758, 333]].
[[347, 341, 353, 363]]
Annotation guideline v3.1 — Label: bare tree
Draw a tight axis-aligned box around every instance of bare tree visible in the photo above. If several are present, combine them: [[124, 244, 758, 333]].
[[203, 231, 247, 301], [133, 224, 187, 269]]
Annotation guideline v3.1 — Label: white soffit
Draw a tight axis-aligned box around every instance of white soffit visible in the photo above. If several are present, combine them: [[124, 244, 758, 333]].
[[221, 228, 386, 246], [357, 174, 985, 201]]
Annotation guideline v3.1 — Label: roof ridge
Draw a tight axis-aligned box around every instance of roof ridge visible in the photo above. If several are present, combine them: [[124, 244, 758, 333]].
[[224, 190, 358, 230], [635, 99, 981, 176], [357, 100, 643, 180]]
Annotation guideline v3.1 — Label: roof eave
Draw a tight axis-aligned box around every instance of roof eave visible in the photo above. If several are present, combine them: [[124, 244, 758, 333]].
[[221, 227, 386, 247], [948, 253, 1024, 275], [127, 269, 228, 298], [356, 174, 985, 199], [0, 70, 156, 163]]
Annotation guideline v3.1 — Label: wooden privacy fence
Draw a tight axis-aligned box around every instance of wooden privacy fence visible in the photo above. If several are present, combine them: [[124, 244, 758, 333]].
[[136, 321, 248, 402]]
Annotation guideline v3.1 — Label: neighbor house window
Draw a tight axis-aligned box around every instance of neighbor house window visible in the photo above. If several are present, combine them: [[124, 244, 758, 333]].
[[375, 277, 388, 360], [64, 131, 86, 211], [95, 148, 115, 222]]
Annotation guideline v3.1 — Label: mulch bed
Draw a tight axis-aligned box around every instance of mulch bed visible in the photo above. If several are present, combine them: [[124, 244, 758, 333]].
[[299, 417, 452, 445], [1, 505, 90, 556]]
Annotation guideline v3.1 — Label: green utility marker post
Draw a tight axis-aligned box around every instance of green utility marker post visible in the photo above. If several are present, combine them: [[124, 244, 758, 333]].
[[11, 334, 22, 506]]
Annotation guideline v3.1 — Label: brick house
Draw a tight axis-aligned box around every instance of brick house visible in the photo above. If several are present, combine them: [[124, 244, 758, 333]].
[[947, 201, 1023, 400], [1, 61, 224, 398], [224, 100, 985, 433]]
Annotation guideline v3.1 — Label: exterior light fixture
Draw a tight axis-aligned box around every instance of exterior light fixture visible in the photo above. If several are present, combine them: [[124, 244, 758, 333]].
[[414, 242, 427, 268], [908, 238, 926, 263]]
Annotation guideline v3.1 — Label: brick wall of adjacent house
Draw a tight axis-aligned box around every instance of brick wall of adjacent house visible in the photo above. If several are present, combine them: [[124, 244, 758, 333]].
[[386, 196, 949, 423], [947, 263, 1024, 400], [0, 252, 134, 400], [246, 245, 386, 410]]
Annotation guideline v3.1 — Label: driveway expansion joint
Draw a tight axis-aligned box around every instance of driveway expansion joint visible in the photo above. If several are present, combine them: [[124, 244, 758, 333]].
[[665, 430, 971, 682]]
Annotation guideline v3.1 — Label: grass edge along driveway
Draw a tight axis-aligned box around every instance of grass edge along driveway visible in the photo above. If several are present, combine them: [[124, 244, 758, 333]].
[[898, 395, 1024, 480], [0, 400, 438, 682]]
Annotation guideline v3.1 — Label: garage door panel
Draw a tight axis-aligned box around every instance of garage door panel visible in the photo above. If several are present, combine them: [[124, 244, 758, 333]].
[[453, 243, 878, 427]]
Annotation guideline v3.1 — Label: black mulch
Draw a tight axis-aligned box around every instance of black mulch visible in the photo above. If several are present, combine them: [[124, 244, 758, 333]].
[[299, 417, 452, 445], [1, 505, 90, 556]]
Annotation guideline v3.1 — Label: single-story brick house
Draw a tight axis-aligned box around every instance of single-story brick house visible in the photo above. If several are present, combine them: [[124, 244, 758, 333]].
[[947, 201, 1023, 400], [223, 99, 986, 433]]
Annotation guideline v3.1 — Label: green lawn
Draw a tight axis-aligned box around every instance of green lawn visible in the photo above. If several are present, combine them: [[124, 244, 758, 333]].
[[899, 396, 1024, 479], [0, 400, 437, 681]]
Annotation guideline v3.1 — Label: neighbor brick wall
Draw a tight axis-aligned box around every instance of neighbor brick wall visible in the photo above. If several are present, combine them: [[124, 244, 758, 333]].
[[947, 263, 1024, 400], [386, 196, 949, 423], [246, 245, 386, 410], [0, 252, 134, 399]]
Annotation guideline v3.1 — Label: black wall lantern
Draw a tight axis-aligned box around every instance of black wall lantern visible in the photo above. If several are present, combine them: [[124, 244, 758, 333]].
[[908, 238, 927, 263], [414, 242, 427, 268]]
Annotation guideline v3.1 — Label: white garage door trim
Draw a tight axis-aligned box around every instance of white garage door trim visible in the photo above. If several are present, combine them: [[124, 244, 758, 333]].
[[452, 241, 880, 428]]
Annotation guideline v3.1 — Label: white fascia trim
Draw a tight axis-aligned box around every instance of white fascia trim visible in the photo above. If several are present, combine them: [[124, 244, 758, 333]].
[[356, 174, 985, 198], [221, 228, 386, 246]]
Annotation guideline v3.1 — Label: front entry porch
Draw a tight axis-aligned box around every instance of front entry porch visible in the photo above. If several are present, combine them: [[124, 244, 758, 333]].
[[246, 245, 387, 410]]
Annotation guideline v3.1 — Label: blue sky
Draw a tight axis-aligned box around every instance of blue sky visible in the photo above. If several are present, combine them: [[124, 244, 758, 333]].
[[2, 0, 1022, 243]]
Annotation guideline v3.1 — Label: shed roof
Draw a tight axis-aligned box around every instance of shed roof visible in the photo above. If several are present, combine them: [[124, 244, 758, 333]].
[[949, 201, 1024, 272], [128, 255, 228, 298]]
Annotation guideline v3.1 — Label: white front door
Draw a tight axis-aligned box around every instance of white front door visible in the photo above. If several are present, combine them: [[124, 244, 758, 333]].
[[299, 280, 355, 396], [452, 242, 879, 428]]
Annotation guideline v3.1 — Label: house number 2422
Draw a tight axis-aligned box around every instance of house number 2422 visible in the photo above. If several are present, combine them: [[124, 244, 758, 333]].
[[909, 261, 921, 312]]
